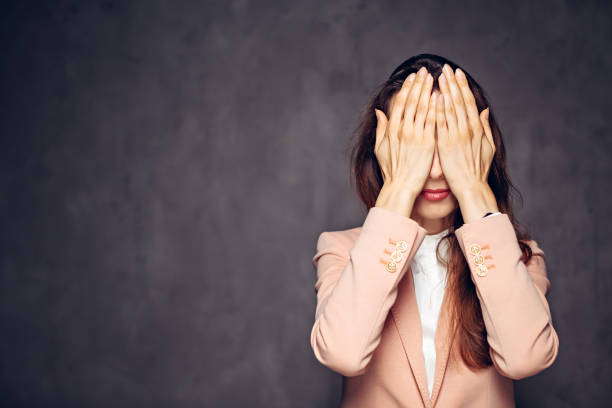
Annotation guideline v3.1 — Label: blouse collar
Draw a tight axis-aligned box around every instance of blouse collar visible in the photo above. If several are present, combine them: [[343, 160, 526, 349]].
[[411, 227, 451, 273]]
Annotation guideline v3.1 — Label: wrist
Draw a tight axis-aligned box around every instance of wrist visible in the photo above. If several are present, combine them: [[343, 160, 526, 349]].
[[456, 183, 499, 224], [375, 182, 418, 218]]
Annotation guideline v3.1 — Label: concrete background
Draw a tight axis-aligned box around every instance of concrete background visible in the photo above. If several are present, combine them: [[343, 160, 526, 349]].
[[1, 0, 610, 406]]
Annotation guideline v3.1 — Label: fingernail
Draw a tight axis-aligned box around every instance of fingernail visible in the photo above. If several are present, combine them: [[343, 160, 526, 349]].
[[374, 109, 380, 120], [408, 73, 416, 81], [419, 67, 426, 76], [456, 68, 465, 79]]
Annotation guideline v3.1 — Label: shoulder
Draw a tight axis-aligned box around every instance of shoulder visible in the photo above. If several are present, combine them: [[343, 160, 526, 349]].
[[312, 226, 361, 268]]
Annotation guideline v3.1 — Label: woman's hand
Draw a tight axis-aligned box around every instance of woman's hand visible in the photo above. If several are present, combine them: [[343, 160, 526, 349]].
[[373, 66, 437, 218], [436, 64, 499, 223]]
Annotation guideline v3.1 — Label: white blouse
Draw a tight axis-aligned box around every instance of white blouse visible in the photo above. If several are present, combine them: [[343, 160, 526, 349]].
[[410, 212, 501, 397]]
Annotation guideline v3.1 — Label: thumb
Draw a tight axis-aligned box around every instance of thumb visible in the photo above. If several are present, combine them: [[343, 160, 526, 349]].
[[479, 107, 494, 150], [374, 108, 388, 152]]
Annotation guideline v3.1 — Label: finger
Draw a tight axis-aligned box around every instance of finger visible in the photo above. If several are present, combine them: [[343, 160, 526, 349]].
[[402, 66, 428, 129], [414, 73, 434, 137], [479, 107, 495, 151], [436, 92, 449, 143], [424, 89, 437, 143], [386, 94, 402, 172], [374, 108, 390, 180], [442, 64, 469, 138], [374, 108, 388, 152], [438, 73, 458, 139], [389, 72, 417, 140], [455, 68, 484, 138]]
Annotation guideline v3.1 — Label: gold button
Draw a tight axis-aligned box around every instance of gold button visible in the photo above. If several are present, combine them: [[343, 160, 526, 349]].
[[395, 240, 408, 252], [469, 244, 481, 255], [476, 264, 488, 277], [391, 250, 403, 262], [472, 254, 484, 265], [385, 261, 397, 273]]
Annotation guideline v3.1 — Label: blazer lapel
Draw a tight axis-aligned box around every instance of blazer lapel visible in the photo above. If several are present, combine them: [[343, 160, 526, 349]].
[[391, 267, 432, 408], [430, 284, 458, 406], [391, 266, 458, 408]]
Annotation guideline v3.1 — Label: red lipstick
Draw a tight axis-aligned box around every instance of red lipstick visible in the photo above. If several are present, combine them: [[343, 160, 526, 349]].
[[421, 188, 450, 201]]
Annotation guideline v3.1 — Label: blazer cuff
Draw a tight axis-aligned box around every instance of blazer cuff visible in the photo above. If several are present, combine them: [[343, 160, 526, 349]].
[[354, 206, 427, 277], [454, 213, 519, 281]]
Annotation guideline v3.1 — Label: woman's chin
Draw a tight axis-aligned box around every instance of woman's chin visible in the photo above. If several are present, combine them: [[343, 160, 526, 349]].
[[414, 195, 457, 219]]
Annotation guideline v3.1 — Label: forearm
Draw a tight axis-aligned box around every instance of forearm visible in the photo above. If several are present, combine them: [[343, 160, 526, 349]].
[[454, 214, 559, 379], [311, 206, 427, 376]]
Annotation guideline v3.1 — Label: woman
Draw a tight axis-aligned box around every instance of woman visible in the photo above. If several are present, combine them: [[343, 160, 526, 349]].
[[310, 54, 559, 407]]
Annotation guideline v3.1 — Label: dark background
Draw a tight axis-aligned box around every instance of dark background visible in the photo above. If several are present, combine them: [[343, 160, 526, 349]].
[[1, 0, 611, 407]]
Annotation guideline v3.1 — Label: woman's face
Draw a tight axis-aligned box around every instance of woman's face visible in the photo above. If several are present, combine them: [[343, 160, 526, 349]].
[[410, 141, 459, 233]]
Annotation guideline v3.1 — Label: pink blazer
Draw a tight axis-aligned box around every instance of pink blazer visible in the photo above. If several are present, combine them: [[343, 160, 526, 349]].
[[310, 206, 559, 407]]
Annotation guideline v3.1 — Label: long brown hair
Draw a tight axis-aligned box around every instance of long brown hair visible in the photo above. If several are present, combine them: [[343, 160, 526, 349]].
[[348, 53, 537, 370]]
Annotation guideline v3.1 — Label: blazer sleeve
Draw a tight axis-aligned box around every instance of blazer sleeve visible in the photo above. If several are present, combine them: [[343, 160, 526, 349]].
[[310, 206, 427, 377], [454, 213, 560, 380]]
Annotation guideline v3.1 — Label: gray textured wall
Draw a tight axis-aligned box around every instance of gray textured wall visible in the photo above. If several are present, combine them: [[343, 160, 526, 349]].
[[1, 0, 610, 407]]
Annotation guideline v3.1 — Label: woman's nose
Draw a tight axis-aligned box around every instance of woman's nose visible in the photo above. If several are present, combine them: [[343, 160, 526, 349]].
[[429, 146, 444, 178]]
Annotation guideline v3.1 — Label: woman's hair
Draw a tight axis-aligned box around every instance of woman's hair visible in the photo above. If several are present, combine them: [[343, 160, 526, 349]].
[[348, 53, 539, 370]]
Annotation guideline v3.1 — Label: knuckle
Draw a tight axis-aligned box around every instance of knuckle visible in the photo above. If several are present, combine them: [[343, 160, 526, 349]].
[[417, 103, 427, 116], [407, 93, 418, 108], [470, 120, 481, 131]]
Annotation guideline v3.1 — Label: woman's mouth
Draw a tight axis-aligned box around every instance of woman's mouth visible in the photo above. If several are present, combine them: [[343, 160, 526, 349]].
[[420, 188, 450, 201]]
